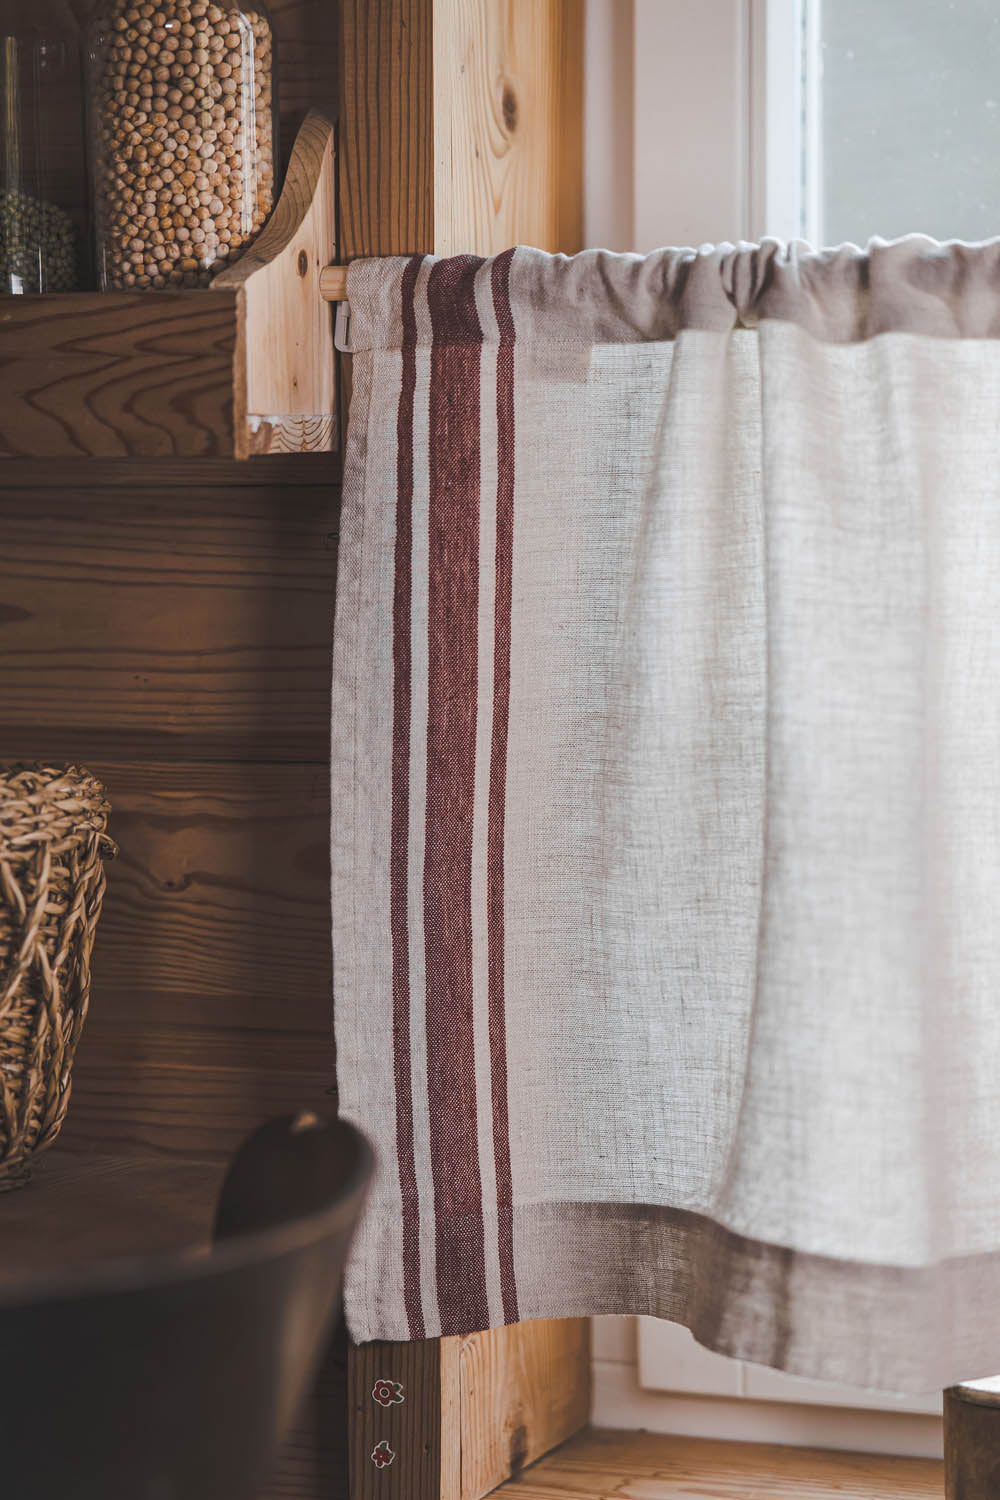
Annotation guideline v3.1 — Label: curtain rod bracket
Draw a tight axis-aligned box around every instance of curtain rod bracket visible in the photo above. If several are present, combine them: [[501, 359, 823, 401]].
[[334, 299, 354, 354]]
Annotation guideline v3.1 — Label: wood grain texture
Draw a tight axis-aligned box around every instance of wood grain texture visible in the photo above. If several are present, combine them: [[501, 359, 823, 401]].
[[319, 266, 349, 302], [945, 1386, 1000, 1499], [0, 112, 338, 462], [0, 483, 338, 763], [338, 0, 584, 262], [433, 0, 585, 257], [338, 0, 435, 257], [347, 1324, 590, 1500], [47, 762, 336, 1158], [215, 110, 337, 458], [499, 1428, 945, 1499], [460, 1322, 591, 1500], [57, 1020, 333, 1160], [248, 416, 338, 455], [267, 0, 338, 169], [348, 1336, 461, 1500], [0, 292, 237, 459], [0, 1148, 220, 1279], [75, 761, 332, 1032], [0, 456, 340, 489]]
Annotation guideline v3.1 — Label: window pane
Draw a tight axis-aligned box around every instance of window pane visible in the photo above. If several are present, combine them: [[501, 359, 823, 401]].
[[820, 0, 1000, 245]]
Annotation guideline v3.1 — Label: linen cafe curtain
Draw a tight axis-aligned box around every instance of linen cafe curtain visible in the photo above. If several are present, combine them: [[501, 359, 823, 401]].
[[332, 240, 1000, 1394]]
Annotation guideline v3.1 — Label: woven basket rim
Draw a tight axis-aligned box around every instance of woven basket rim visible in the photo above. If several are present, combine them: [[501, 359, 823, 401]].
[[0, 763, 112, 853], [0, 760, 115, 1182]]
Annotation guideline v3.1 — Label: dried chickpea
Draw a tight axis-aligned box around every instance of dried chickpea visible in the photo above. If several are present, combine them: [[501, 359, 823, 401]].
[[89, 0, 275, 288]]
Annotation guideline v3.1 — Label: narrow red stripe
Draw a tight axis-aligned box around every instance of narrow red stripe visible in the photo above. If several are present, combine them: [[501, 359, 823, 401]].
[[391, 253, 425, 1341], [424, 255, 491, 1334], [489, 248, 520, 1325]]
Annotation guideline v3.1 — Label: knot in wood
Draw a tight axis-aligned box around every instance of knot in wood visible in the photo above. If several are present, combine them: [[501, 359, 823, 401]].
[[501, 83, 518, 134]]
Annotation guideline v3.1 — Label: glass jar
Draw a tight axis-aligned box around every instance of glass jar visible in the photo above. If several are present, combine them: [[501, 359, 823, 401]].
[[87, 0, 276, 289], [0, 0, 86, 293]]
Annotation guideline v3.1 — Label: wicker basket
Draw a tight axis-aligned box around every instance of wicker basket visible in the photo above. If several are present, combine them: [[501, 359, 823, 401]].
[[0, 765, 116, 1190]]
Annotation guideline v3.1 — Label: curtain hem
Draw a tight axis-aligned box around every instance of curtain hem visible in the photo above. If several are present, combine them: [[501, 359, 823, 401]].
[[347, 1197, 1000, 1394]]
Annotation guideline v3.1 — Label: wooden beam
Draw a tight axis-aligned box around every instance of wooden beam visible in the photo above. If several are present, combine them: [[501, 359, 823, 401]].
[[339, 4, 588, 1497], [457, 1321, 591, 1500], [338, 0, 584, 262], [348, 1322, 591, 1500], [433, 0, 585, 257], [349, 1337, 461, 1500], [338, 0, 435, 259]]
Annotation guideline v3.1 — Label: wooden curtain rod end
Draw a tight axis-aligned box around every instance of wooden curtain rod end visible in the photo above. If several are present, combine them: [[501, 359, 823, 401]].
[[319, 265, 348, 302]]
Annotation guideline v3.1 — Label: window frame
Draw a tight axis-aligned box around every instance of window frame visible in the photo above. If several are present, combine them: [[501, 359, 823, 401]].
[[585, 0, 823, 252]]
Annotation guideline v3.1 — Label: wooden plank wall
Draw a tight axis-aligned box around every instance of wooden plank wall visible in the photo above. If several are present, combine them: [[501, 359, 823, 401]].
[[1, 459, 339, 1163], [0, 455, 343, 1498], [4, 0, 343, 1188], [0, 0, 342, 1494]]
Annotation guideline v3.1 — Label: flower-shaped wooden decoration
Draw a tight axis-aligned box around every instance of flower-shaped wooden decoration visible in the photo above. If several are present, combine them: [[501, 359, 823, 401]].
[[372, 1377, 405, 1407], [371, 1439, 395, 1469]]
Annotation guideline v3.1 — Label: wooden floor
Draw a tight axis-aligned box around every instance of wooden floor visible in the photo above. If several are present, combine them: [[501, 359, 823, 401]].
[[497, 1428, 944, 1498]]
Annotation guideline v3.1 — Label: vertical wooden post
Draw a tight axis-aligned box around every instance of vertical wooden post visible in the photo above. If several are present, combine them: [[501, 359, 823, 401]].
[[339, 0, 584, 262], [338, 0, 436, 259], [349, 1338, 462, 1500], [348, 1323, 591, 1500], [337, 2, 588, 1497]]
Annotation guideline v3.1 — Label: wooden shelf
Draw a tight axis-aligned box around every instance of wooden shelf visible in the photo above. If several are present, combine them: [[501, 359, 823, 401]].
[[0, 112, 336, 462], [499, 1428, 943, 1499]]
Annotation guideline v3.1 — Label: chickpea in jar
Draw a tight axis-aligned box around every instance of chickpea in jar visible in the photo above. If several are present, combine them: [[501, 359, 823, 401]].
[[88, 0, 275, 288]]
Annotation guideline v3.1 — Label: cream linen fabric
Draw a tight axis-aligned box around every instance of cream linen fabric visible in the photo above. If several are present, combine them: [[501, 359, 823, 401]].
[[332, 240, 1000, 1392]]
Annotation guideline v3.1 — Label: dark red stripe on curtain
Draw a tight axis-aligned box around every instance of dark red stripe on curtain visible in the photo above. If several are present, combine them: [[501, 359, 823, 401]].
[[392, 253, 425, 1341], [425, 255, 491, 1334], [489, 248, 520, 1325]]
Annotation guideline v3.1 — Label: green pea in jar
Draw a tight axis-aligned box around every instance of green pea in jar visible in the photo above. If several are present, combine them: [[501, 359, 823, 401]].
[[0, 0, 86, 293]]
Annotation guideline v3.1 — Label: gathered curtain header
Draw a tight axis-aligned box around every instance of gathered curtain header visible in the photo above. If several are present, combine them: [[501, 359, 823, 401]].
[[346, 236, 1000, 351]]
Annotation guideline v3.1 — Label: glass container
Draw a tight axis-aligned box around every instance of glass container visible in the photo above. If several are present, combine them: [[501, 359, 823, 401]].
[[87, 0, 276, 289], [0, 0, 86, 293]]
